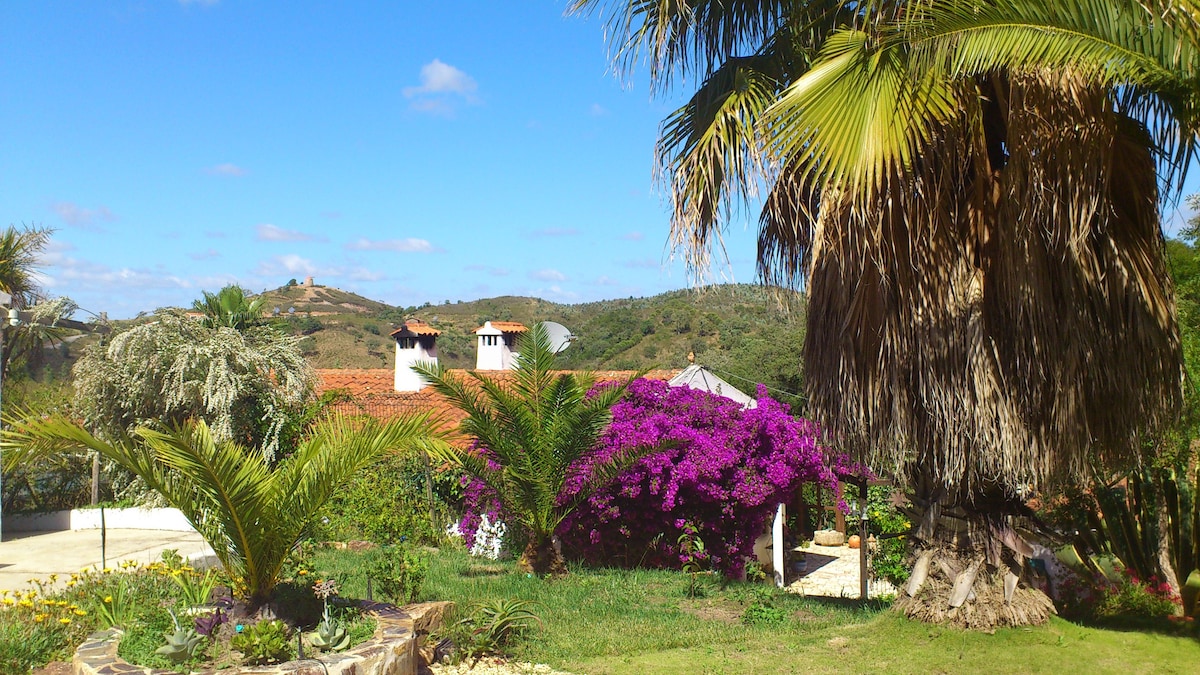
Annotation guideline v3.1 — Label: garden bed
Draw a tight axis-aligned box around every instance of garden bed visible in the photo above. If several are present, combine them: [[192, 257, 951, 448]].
[[72, 601, 450, 675]]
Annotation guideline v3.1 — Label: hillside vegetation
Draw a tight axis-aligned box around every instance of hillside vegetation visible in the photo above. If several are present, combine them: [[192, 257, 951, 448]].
[[16, 283, 809, 410], [262, 283, 808, 408]]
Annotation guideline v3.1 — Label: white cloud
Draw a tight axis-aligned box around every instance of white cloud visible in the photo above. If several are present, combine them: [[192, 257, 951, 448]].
[[189, 248, 221, 261], [255, 254, 320, 277], [529, 268, 567, 282], [404, 59, 478, 97], [255, 223, 323, 242], [347, 267, 387, 282], [404, 59, 480, 114], [51, 202, 115, 230], [345, 237, 436, 253], [205, 163, 246, 177], [592, 275, 619, 286], [621, 231, 645, 241]]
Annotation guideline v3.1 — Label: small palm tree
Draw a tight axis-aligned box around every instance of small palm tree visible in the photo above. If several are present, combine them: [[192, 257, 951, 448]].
[[415, 324, 652, 576], [4, 413, 438, 606], [192, 285, 266, 331]]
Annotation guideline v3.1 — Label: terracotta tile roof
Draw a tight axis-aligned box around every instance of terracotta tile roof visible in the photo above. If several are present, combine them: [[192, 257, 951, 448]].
[[475, 321, 528, 333], [389, 319, 441, 338], [314, 367, 679, 446]]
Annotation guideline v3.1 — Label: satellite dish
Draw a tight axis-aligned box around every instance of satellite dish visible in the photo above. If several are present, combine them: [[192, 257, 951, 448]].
[[540, 321, 576, 354]]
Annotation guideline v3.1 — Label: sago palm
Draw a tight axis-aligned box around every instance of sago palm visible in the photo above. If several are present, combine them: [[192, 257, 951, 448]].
[[574, 0, 1200, 626], [415, 323, 652, 576], [3, 413, 438, 606]]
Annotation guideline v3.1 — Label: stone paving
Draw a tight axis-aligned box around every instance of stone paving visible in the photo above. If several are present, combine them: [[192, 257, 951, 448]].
[[0, 528, 212, 593], [782, 543, 897, 599]]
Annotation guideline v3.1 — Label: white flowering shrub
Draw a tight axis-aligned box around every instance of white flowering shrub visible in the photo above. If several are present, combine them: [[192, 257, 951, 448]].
[[72, 308, 314, 461], [469, 513, 509, 560]]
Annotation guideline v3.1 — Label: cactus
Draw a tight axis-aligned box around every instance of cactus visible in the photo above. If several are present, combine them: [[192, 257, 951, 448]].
[[309, 618, 351, 652]]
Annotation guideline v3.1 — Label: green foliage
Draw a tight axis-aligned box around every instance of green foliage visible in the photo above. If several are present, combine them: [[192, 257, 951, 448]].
[[364, 545, 429, 604], [231, 619, 293, 665], [677, 521, 708, 598], [4, 414, 439, 604], [154, 611, 207, 665], [192, 284, 266, 331], [447, 599, 542, 664], [416, 323, 654, 575], [92, 576, 136, 628], [68, 308, 314, 461], [169, 568, 221, 607], [865, 486, 911, 587], [741, 600, 787, 626], [314, 450, 452, 546]]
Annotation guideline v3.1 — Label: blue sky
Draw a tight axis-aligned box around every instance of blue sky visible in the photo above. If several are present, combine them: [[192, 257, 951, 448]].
[[1, 1, 765, 318], [2, 1, 1197, 319]]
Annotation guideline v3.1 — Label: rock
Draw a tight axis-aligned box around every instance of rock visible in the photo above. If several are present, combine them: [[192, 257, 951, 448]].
[[404, 601, 454, 635], [813, 530, 845, 546]]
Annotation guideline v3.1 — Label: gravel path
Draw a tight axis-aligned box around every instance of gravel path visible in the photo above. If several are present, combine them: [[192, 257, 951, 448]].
[[431, 657, 575, 675]]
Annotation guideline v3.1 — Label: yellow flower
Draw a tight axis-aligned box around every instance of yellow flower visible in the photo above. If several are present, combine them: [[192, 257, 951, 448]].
[[48, 574, 58, 582], [34, 614, 46, 623], [19, 600, 34, 608], [2, 598, 14, 606], [104, 596, 113, 604], [101, 567, 114, 574], [297, 570, 308, 576], [59, 618, 71, 625], [74, 609, 87, 616]]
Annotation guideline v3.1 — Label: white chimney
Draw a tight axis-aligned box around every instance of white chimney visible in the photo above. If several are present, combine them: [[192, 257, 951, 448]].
[[475, 321, 527, 370], [392, 319, 439, 391]]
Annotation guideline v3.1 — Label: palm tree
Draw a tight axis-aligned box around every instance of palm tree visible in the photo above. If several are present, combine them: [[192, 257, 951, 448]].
[[2, 413, 438, 606], [192, 285, 267, 331], [0, 225, 54, 377], [0, 225, 50, 305], [573, 0, 1200, 626], [415, 323, 652, 576]]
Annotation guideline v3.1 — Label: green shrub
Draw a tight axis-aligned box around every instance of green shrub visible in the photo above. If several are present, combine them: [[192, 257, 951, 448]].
[[231, 619, 293, 665], [866, 486, 911, 587], [741, 601, 787, 626], [364, 545, 429, 604], [315, 451, 455, 545]]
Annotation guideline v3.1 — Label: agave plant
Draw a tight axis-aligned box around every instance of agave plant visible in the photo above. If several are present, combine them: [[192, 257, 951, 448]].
[[3, 413, 439, 606]]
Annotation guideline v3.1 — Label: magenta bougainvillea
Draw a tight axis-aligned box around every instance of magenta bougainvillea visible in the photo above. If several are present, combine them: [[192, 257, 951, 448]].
[[459, 378, 846, 576]]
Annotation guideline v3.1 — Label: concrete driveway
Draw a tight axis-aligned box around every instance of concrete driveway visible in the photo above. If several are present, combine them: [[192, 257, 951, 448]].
[[0, 529, 213, 593]]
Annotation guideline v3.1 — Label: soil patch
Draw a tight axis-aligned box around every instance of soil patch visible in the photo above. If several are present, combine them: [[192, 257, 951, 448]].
[[681, 599, 743, 624]]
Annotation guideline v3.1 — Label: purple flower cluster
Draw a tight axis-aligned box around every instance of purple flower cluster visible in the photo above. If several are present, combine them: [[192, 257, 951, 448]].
[[455, 378, 846, 576], [558, 379, 841, 576]]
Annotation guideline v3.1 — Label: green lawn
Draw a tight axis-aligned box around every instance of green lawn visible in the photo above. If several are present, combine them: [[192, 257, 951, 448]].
[[399, 549, 1200, 675]]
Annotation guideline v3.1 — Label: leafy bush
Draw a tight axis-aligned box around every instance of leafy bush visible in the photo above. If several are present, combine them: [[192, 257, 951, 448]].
[[231, 619, 293, 665], [864, 485, 911, 586], [742, 601, 787, 626], [314, 450, 453, 546], [364, 545, 429, 604], [553, 380, 843, 576], [1057, 563, 1181, 624], [445, 599, 542, 664]]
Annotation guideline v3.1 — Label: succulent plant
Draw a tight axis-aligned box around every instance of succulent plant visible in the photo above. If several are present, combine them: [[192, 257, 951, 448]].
[[309, 618, 351, 652], [155, 627, 207, 664]]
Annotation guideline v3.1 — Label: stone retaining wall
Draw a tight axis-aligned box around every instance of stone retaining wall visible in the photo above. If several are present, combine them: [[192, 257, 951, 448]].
[[73, 601, 452, 675]]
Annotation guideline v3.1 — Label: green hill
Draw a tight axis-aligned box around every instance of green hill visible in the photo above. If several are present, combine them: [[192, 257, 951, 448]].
[[269, 283, 808, 409], [18, 283, 810, 411]]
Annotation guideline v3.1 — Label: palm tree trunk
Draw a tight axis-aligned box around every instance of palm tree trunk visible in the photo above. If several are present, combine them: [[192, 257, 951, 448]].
[[895, 487, 1055, 629], [521, 533, 567, 577]]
